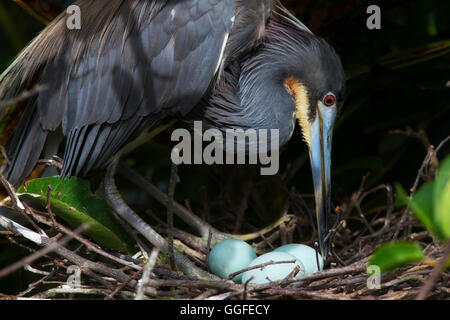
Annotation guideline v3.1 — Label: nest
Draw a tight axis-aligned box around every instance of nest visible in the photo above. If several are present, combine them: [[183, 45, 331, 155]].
[[0, 136, 449, 300]]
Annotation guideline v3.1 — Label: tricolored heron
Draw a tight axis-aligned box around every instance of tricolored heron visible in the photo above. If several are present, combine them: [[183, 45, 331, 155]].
[[0, 0, 345, 261]]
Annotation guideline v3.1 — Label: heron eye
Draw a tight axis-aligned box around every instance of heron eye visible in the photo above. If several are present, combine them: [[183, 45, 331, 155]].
[[323, 94, 336, 107]]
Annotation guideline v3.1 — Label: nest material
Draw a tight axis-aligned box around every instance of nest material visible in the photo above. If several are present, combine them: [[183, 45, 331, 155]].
[[0, 135, 449, 300], [0, 179, 448, 300]]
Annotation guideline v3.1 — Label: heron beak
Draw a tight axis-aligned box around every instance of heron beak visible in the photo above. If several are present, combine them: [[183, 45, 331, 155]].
[[308, 101, 337, 259]]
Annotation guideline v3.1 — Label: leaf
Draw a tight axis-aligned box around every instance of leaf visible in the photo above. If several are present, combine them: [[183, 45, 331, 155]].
[[395, 182, 443, 239], [17, 176, 134, 253], [395, 183, 410, 207], [434, 156, 450, 239], [370, 242, 425, 273]]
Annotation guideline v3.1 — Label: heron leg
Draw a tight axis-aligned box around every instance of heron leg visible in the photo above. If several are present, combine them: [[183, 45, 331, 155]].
[[118, 162, 296, 247], [102, 157, 216, 280]]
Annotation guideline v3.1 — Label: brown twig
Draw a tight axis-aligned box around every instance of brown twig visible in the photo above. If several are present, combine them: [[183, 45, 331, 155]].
[[0, 224, 86, 279], [45, 185, 58, 230], [417, 241, 450, 300], [167, 162, 179, 270], [0, 173, 44, 234], [227, 259, 297, 280]]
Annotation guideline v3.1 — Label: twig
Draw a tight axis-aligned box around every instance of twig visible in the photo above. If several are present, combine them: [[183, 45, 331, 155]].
[[106, 268, 143, 300], [167, 163, 179, 270], [37, 156, 63, 169], [0, 222, 86, 279], [33, 287, 112, 299], [227, 259, 297, 280], [232, 181, 252, 234], [206, 228, 213, 266], [17, 268, 56, 297], [389, 127, 431, 150], [417, 241, 450, 300], [26, 208, 142, 271], [45, 185, 58, 230], [135, 248, 160, 300], [435, 135, 450, 153], [0, 173, 44, 234], [0, 145, 11, 165], [243, 276, 254, 300]]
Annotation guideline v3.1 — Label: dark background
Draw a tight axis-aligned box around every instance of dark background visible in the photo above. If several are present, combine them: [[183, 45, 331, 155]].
[[0, 0, 449, 295]]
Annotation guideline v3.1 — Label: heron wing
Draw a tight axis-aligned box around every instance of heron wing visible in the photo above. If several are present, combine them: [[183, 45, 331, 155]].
[[3, 0, 235, 181]]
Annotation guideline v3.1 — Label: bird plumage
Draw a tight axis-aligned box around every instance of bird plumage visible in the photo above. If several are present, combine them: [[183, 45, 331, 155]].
[[0, 0, 345, 189], [1, 0, 237, 185], [191, 14, 345, 148]]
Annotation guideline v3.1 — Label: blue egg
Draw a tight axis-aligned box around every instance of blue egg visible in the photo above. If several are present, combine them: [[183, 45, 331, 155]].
[[241, 252, 305, 285], [273, 244, 323, 275], [208, 239, 257, 283]]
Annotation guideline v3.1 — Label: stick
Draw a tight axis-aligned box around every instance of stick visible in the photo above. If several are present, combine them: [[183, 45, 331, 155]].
[[0, 221, 86, 279], [135, 248, 160, 300], [167, 163, 178, 270], [417, 241, 450, 300]]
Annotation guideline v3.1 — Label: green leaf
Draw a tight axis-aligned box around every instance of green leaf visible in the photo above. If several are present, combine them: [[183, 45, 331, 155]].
[[395, 183, 410, 207], [17, 176, 134, 253], [434, 156, 450, 239], [370, 242, 425, 273], [395, 182, 442, 239]]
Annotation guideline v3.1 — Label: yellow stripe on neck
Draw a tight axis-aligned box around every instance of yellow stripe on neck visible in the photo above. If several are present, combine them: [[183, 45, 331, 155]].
[[284, 77, 311, 148]]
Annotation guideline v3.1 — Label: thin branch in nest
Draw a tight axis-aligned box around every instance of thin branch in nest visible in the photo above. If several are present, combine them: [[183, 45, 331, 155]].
[[417, 241, 450, 300], [135, 248, 160, 300], [82, 268, 117, 291], [435, 135, 450, 153], [389, 126, 432, 150], [26, 207, 142, 271], [243, 276, 254, 300], [0, 208, 147, 298], [0, 222, 86, 279], [17, 267, 57, 297], [0, 145, 11, 166], [392, 135, 450, 241], [33, 287, 113, 299], [106, 268, 143, 300], [227, 259, 297, 281], [0, 173, 44, 234], [45, 185, 58, 230], [206, 228, 213, 265], [232, 180, 252, 234], [37, 155, 64, 170], [167, 162, 179, 270]]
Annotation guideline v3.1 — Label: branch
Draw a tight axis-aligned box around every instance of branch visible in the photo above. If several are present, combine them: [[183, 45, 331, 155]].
[[417, 241, 450, 300]]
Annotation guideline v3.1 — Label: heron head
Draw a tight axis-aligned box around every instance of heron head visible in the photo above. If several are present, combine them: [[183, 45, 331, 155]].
[[283, 34, 346, 259]]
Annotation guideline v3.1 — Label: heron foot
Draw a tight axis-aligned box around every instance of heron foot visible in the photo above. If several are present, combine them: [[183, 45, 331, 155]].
[[102, 158, 217, 280], [182, 214, 297, 253], [118, 163, 296, 249]]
